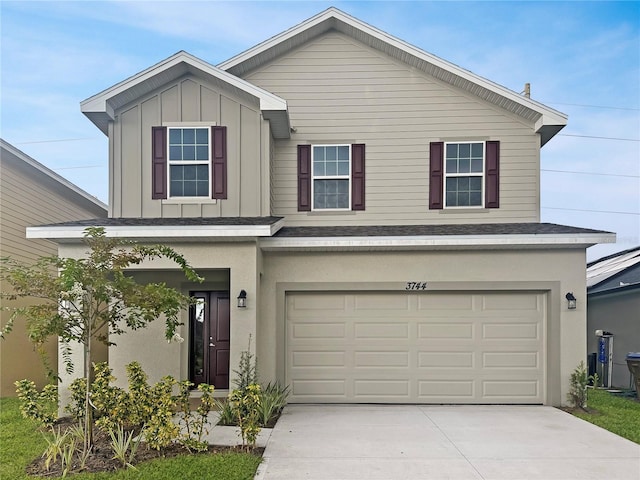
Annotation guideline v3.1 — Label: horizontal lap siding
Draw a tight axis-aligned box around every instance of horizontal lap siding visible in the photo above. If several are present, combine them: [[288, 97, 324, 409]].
[[244, 32, 539, 225], [0, 166, 104, 262]]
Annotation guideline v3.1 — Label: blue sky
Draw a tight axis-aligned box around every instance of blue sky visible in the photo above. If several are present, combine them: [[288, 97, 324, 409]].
[[1, 1, 638, 260]]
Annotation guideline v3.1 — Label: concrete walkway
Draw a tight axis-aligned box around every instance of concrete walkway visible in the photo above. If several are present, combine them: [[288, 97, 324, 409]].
[[255, 404, 640, 480]]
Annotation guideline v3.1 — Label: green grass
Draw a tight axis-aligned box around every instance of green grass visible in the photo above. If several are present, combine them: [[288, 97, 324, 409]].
[[0, 397, 262, 479], [572, 388, 640, 444]]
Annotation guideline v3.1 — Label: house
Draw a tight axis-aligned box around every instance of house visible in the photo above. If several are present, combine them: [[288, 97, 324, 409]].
[[0, 139, 108, 396], [27, 8, 615, 406], [587, 247, 640, 388]]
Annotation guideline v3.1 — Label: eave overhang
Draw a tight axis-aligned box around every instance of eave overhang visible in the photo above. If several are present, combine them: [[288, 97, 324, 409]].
[[260, 232, 615, 252], [219, 7, 567, 145], [81, 51, 290, 139], [26, 217, 286, 243]]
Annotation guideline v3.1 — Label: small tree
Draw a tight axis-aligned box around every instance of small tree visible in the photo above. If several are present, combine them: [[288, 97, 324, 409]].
[[0, 227, 202, 450]]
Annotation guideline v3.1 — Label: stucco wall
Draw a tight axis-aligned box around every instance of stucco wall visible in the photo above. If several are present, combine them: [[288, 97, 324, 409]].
[[259, 248, 587, 406]]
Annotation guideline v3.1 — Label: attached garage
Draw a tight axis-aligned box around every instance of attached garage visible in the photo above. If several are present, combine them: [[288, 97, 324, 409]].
[[286, 290, 546, 404]]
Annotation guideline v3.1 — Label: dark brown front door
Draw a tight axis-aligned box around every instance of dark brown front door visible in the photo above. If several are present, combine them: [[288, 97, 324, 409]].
[[190, 291, 230, 389]]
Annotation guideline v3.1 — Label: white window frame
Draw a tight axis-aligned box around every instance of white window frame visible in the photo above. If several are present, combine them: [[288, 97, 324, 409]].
[[443, 141, 485, 209], [311, 144, 352, 211], [167, 125, 212, 199]]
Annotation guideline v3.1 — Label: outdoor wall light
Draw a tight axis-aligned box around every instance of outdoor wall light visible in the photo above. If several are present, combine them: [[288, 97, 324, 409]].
[[237, 290, 247, 308], [565, 292, 577, 310]]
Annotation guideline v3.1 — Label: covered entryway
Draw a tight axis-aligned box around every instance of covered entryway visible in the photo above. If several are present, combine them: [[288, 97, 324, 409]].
[[286, 290, 546, 403]]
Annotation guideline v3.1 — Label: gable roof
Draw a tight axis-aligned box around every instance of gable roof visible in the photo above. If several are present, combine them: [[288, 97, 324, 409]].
[[81, 51, 290, 139], [587, 246, 640, 295], [1, 139, 108, 214], [219, 7, 567, 146]]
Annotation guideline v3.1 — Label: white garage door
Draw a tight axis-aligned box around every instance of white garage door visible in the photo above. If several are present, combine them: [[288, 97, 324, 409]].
[[286, 291, 545, 404]]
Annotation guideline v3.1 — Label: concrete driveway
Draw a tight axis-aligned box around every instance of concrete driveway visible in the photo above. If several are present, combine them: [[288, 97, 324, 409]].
[[255, 404, 640, 480]]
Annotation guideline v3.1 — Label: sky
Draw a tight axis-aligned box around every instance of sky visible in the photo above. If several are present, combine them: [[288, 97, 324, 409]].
[[1, 0, 638, 261]]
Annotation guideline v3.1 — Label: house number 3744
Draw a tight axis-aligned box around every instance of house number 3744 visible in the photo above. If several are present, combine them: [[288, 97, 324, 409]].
[[405, 282, 428, 290]]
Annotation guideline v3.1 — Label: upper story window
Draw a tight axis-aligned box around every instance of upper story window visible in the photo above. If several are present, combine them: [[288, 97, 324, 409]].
[[445, 142, 484, 207], [429, 140, 499, 210], [169, 127, 210, 198], [151, 125, 227, 201], [297, 143, 365, 212], [313, 145, 351, 210]]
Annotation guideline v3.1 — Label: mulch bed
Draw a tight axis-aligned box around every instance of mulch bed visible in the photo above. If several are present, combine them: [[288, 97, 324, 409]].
[[25, 419, 263, 478]]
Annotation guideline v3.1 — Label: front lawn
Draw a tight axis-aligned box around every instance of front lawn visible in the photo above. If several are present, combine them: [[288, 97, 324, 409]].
[[572, 389, 640, 444], [0, 397, 262, 479]]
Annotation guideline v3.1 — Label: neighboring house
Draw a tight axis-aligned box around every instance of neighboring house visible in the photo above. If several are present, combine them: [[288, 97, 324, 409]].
[[28, 8, 614, 406], [587, 247, 640, 388], [0, 139, 108, 396]]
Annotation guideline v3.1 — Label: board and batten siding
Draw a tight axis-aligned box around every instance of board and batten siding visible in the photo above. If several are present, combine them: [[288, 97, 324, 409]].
[[110, 77, 269, 218], [0, 154, 107, 396], [243, 32, 541, 226]]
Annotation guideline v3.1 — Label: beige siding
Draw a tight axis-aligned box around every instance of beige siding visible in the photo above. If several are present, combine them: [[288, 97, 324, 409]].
[[0, 157, 107, 396], [244, 32, 540, 225], [111, 76, 268, 218]]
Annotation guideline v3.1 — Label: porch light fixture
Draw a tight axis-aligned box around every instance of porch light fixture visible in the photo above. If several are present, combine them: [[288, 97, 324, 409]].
[[565, 292, 577, 310], [237, 290, 247, 308]]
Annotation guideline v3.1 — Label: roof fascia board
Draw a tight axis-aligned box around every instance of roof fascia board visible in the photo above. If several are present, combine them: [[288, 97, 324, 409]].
[[219, 7, 567, 132], [26, 218, 285, 241], [261, 232, 615, 251], [81, 51, 287, 122], [1, 139, 107, 212]]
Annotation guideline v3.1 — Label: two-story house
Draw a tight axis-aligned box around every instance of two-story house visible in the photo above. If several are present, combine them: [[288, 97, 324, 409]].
[[29, 8, 614, 406]]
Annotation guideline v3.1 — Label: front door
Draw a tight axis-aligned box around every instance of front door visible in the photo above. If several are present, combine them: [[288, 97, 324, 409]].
[[190, 291, 230, 389]]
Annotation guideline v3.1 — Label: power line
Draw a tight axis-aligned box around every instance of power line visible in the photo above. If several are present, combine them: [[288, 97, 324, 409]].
[[542, 101, 640, 112], [558, 133, 640, 142], [541, 169, 640, 178], [52, 165, 104, 171], [542, 206, 640, 216], [15, 137, 100, 145]]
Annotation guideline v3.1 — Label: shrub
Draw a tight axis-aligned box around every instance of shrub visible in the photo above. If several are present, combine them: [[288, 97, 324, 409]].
[[228, 383, 262, 450], [257, 382, 290, 427], [568, 361, 593, 409], [14, 379, 58, 428]]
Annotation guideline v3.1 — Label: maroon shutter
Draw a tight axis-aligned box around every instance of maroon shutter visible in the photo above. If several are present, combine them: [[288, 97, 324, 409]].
[[297, 145, 311, 211], [351, 144, 365, 210], [429, 142, 444, 209], [152, 126, 167, 199], [212, 126, 227, 199], [485, 140, 500, 208]]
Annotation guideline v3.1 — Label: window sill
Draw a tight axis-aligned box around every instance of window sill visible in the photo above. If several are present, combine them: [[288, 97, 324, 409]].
[[439, 208, 490, 214], [307, 210, 356, 216], [161, 199, 218, 205]]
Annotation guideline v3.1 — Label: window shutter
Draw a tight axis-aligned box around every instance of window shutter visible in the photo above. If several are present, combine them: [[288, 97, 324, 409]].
[[351, 143, 365, 211], [485, 140, 500, 208], [152, 126, 167, 199], [429, 142, 444, 209], [212, 126, 227, 199], [297, 145, 311, 211]]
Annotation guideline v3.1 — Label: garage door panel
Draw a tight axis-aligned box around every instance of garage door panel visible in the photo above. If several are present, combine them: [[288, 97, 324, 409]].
[[292, 323, 346, 338], [355, 351, 409, 367], [418, 323, 474, 339], [481, 293, 541, 311], [355, 322, 409, 338], [418, 293, 475, 310], [286, 291, 545, 404], [483, 322, 539, 339], [418, 351, 474, 368], [483, 351, 539, 368]]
